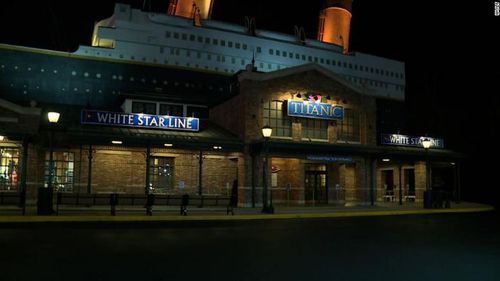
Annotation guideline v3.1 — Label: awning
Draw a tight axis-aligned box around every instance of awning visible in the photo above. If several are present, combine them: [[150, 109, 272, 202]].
[[252, 139, 464, 161]]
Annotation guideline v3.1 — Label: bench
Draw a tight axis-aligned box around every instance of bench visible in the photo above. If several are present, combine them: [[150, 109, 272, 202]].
[[0, 191, 25, 215], [56, 193, 235, 216], [146, 194, 235, 215], [56, 193, 116, 215]]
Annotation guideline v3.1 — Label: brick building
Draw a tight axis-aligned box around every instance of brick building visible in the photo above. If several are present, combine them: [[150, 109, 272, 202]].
[[0, 1, 463, 212]]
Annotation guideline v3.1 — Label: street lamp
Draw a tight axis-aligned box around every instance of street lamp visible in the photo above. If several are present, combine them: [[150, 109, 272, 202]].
[[261, 125, 274, 213], [421, 137, 433, 208], [422, 137, 431, 191], [38, 111, 60, 215], [47, 112, 60, 192]]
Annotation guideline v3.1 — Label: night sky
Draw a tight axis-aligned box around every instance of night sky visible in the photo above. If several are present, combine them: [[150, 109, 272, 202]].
[[1, 0, 499, 204]]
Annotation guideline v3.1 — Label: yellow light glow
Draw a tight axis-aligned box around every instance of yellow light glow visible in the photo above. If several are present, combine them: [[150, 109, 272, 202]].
[[262, 125, 273, 138], [422, 138, 432, 149], [0, 135, 4, 141], [112, 140, 122, 144], [47, 112, 60, 123], [164, 143, 173, 147]]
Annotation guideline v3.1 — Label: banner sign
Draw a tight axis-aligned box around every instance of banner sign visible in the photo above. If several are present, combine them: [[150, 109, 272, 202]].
[[307, 155, 353, 162], [381, 134, 444, 148], [81, 110, 199, 132], [287, 100, 343, 121]]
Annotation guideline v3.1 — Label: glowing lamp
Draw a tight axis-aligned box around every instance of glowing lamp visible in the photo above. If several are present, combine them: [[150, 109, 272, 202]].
[[262, 125, 272, 138], [422, 138, 432, 149], [47, 112, 60, 123]]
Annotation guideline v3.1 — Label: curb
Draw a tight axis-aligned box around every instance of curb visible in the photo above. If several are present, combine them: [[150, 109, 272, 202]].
[[0, 206, 494, 224]]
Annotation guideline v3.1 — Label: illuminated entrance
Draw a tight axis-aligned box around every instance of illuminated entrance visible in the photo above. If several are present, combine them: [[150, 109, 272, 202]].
[[304, 164, 327, 205]]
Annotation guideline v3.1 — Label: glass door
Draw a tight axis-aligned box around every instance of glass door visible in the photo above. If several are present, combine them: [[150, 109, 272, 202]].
[[305, 171, 327, 205]]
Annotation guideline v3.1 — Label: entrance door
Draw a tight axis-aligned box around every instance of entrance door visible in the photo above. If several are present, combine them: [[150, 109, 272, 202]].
[[404, 169, 416, 201], [305, 171, 327, 205], [382, 170, 394, 201]]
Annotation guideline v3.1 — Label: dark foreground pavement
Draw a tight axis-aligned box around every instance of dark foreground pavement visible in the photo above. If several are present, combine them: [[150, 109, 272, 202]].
[[1, 211, 499, 281]]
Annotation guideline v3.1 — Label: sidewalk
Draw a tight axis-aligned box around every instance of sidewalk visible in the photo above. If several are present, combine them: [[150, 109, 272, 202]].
[[0, 201, 494, 224]]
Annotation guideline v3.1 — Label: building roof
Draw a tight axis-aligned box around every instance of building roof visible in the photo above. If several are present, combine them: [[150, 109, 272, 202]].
[[238, 63, 367, 95], [38, 105, 243, 152]]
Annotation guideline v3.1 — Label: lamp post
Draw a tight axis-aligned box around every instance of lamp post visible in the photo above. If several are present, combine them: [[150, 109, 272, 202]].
[[422, 138, 432, 191], [422, 137, 432, 208], [38, 111, 59, 215], [47, 112, 60, 192], [261, 125, 273, 213]]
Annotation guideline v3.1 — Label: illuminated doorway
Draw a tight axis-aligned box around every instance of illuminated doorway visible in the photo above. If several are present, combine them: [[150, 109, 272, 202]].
[[305, 164, 327, 205]]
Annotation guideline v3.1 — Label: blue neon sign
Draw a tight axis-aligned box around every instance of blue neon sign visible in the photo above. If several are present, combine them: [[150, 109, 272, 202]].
[[81, 110, 199, 132], [287, 100, 343, 120]]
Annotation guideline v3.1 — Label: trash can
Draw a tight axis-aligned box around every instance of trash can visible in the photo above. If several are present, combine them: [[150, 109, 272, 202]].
[[145, 194, 155, 216], [180, 194, 189, 215], [37, 187, 54, 215], [423, 190, 432, 209]]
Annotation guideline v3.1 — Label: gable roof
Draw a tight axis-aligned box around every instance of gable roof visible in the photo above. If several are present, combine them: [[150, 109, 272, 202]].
[[237, 63, 367, 95]]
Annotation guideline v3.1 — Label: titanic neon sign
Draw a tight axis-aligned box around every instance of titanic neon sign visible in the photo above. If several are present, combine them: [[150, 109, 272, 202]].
[[287, 100, 343, 120]]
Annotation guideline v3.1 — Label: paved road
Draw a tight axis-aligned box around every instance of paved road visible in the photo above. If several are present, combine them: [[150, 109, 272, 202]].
[[1, 211, 499, 281]]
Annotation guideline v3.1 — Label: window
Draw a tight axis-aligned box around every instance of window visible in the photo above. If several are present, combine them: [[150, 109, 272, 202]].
[[228, 41, 233, 48], [262, 100, 291, 137], [301, 118, 328, 140], [159, 104, 183, 116], [173, 32, 179, 39], [0, 148, 20, 191], [189, 34, 195, 41], [235, 43, 241, 49], [338, 109, 360, 142], [187, 106, 209, 118], [165, 31, 171, 38], [44, 152, 74, 192], [221, 40, 226, 46], [269, 49, 274, 55], [256, 46, 261, 53], [149, 157, 174, 193], [197, 36, 203, 43], [282, 51, 287, 57], [212, 39, 218, 45], [242, 44, 247, 50], [276, 50, 280, 56], [132, 101, 156, 114], [181, 33, 187, 40]]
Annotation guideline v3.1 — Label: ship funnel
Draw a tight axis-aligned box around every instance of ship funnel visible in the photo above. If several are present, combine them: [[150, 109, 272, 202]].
[[317, 0, 353, 54], [168, 0, 214, 20]]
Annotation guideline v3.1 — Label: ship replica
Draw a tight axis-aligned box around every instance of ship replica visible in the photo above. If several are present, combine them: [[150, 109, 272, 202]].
[[0, 0, 405, 108]]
